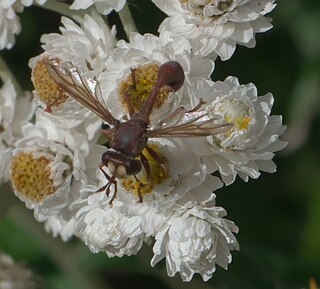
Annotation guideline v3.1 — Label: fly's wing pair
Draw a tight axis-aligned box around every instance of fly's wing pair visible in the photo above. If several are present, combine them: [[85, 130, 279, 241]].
[[46, 61, 232, 138], [147, 105, 232, 138], [46, 60, 117, 126]]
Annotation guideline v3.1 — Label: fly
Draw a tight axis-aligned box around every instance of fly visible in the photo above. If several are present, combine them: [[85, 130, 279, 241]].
[[46, 60, 233, 204]]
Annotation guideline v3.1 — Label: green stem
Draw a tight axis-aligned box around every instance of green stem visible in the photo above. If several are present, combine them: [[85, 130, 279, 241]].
[[0, 55, 23, 96], [118, 3, 138, 39], [35, 0, 87, 21], [8, 205, 114, 289]]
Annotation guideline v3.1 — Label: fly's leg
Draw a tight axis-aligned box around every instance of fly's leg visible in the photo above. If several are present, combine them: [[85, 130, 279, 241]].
[[123, 90, 136, 118], [135, 152, 152, 203], [188, 98, 207, 112], [146, 145, 168, 175], [153, 106, 186, 129], [107, 176, 117, 206], [123, 68, 137, 118], [97, 163, 118, 206], [133, 175, 143, 203]]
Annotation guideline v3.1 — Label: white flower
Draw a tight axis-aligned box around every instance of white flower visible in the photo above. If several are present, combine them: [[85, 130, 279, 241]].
[[0, 0, 22, 50], [40, 15, 117, 76], [70, 0, 126, 15], [9, 109, 104, 240], [75, 192, 147, 257], [153, 0, 276, 60], [0, 77, 34, 184], [0, 251, 41, 289], [98, 32, 214, 124], [151, 202, 239, 282], [190, 76, 287, 185], [29, 15, 117, 139]]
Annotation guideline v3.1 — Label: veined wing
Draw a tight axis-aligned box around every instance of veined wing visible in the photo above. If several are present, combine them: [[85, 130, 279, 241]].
[[147, 106, 233, 138], [46, 60, 118, 125]]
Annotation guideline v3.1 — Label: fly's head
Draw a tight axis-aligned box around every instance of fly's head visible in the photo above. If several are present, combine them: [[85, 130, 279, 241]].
[[101, 150, 142, 179]]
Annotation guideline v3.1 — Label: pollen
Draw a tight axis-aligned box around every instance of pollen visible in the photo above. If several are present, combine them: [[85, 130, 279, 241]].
[[118, 63, 174, 113], [121, 145, 168, 197], [10, 153, 56, 202], [32, 58, 68, 112]]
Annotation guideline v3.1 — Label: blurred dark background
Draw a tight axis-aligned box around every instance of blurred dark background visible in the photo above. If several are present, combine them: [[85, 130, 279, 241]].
[[1, 1, 319, 288]]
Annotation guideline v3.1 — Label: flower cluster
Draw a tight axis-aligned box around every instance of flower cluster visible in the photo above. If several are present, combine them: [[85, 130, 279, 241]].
[[0, 0, 285, 283]]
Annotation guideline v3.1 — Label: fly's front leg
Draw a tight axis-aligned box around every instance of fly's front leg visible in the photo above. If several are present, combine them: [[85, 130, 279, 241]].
[[100, 128, 115, 146], [97, 163, 118, 206], [135, 152, 152, 203], [146, 145, 168, 176], [123, 90, 136, 118], [188, 98, 207, 112], [123, 68, 137, 118], [107, 176, 117, 206]]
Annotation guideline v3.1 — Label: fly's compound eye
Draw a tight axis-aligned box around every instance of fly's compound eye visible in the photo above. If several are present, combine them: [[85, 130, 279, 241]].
[[124, 158, 142, 176], [102, 151, 142, 179]]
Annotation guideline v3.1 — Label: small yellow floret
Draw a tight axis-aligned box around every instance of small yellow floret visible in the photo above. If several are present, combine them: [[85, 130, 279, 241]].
[[118, 63, 173, 113], [10, 153, 56, 202], [32, 58, 68, 111]]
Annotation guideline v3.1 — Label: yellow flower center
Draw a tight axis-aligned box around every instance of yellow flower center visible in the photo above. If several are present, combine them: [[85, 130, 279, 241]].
[[121, 145, 168, 197], [32, 58, 68, 112], [179, 0, 234, 16], [214, 97, 252, 132], [10, 153, 56, 202], [118, 63, 174, 113]]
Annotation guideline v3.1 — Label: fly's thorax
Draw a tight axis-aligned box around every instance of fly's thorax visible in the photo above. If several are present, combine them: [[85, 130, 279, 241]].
[[109, 118, 148, 157]]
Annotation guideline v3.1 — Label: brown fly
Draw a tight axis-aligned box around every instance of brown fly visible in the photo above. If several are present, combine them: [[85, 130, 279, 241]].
[[46, 60, 232, 204]]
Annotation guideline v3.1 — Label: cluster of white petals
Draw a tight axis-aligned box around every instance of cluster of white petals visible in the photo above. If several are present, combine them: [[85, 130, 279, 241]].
[[70, 0, 126, 15], [153, 0, 276, 60], [39, 14, 117, 77], [0, 0, 22, 50], [0, 0, 47, 50], [75, 192, 148, 257], [151, 202, 239, 282], [0, 77, 34, 183], [0, 251, 41, 289]]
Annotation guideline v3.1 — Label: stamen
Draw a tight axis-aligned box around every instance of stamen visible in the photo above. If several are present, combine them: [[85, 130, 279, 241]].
[[213, 97, 252, 131]]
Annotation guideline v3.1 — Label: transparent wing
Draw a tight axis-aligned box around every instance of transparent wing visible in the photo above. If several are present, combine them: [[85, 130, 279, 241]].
[[46, 60, 117, 125], [147, 106, 233, 138]]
